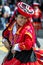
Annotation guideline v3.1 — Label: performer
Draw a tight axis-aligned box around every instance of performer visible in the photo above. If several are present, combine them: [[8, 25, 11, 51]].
[[32, 0, 42, 48], [33, 0, 42, 34], [2, 2, 40, 65]]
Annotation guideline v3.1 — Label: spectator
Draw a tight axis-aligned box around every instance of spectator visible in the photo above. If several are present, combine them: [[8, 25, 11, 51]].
[[32, 0, 42, 48], [0, 2, 6, 30], [4, 2, 11, 25]]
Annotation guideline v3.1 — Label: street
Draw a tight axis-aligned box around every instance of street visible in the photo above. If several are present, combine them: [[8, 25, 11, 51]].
[[0, 30, 43, 65], [0, 30, 8, 65]]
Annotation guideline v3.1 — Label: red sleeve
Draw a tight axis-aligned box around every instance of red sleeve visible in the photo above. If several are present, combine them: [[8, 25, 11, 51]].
[[2, 29, 10, 38], [19, 34, 33, 50]]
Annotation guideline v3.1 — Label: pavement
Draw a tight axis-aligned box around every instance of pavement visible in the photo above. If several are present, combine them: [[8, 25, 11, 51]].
[[0, 30, 8, 65], [0, 29, 43, 65]]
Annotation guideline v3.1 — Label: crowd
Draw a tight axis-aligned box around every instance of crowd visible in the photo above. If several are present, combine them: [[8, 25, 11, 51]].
[[0, 0, 15, 30]]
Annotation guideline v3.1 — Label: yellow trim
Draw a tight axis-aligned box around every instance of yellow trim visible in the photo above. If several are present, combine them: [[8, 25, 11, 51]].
[[16, 26, 30, 35], [6, 23, 9, 27], [22, 45, 26, 50], [25, 32, 32, 38], [20, 45, 26, 50], [16, 27, 22, 34], [8, 28, 12, 31], [8, 22, 16, 31], [26, 26, 30, 29]]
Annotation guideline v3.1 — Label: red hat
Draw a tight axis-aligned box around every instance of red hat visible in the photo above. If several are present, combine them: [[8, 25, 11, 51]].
[[33, 2, 40, 6], [17, 2, 34, 17]]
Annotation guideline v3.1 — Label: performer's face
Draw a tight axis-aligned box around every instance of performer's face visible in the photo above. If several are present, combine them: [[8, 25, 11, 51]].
[[34, 6, 38, 9], [16, 15, 27, 26]]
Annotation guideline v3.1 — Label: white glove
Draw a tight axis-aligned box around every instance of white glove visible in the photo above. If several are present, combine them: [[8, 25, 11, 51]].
[[2, 38, 7, 43], [12, 44, 21, 52]]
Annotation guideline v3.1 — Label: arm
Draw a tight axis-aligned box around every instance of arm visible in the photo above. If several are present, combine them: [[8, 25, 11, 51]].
[[2, 28, 11, 50], [18, 25, 35, 50], [19, 34, 33, 50], [11, 33, 33, 52], [2, 38, 10, 50]]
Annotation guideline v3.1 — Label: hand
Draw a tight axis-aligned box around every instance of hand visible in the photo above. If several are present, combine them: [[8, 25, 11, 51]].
[[11, 49, 16, 54], [2, 38, 10, 50]]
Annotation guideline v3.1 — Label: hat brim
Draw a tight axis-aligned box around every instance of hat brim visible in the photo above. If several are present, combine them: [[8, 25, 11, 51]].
[[33, 3, 40, 6]]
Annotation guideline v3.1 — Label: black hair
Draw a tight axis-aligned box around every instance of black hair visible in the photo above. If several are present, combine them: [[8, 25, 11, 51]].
[[0, 0, 2, 5], [15, 10, 21, 17]]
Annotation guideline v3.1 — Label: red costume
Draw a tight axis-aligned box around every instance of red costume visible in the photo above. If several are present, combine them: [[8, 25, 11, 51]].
[[33, 1, 42, 30], [2, 2, 40, 65]]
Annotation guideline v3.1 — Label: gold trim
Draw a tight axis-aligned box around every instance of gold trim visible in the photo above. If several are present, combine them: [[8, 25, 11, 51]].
[[16, 27, 22, 34], [25, 32, 32, 38], [20, 45, 26, 50], [26, 26, 30, 29]]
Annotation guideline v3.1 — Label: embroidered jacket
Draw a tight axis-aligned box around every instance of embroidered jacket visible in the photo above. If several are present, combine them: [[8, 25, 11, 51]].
[[2, 21, 35, 50]]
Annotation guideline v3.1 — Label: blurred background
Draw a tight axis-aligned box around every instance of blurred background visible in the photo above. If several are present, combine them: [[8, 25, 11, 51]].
[[0, 0, 43, 65]]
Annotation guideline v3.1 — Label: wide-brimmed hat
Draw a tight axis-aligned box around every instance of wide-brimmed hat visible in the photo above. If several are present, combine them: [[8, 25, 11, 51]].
[[17, 2, 34, 17]]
